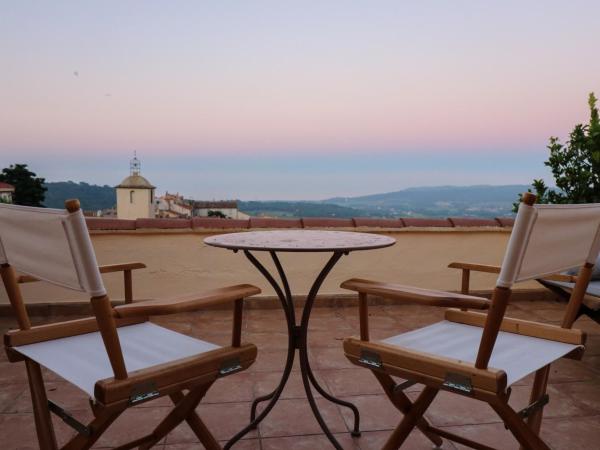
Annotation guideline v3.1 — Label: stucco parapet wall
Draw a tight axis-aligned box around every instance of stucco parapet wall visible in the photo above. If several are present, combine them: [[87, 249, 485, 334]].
[[2, 225, 530, 306], [85, 216, 515, 232]]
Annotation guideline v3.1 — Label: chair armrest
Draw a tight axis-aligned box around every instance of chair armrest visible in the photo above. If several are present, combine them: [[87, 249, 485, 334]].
[[447, 262, 501, 274], [98, 262, 147, 274], [17, 262, 147, 283], [341, 278, 490, 310], [113, 284, 261, 318], [448, 261, 577, 283]]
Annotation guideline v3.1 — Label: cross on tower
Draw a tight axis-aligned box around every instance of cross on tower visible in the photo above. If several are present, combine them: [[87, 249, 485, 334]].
[[130, 151, 141, 176]]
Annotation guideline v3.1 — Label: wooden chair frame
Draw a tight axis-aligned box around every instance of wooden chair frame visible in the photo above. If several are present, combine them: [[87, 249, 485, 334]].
[[1, 200, 261, 450], [341, 193, 592, 450], [16, 262, 146, 304], [448, 262, 600, 324]]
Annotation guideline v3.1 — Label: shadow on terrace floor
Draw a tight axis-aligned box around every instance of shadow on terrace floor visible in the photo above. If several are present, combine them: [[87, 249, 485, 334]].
[[0, 299, 599, 449]]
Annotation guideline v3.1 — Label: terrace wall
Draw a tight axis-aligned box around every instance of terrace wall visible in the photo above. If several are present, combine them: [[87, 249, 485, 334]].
[[0, 216, 545, 308]]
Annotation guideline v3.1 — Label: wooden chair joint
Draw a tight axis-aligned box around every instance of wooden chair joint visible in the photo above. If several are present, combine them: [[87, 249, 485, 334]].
[[218, 357, 243, 376], [357, 350, 383, 369], [393, 379, 418, 393], [517, 393, 549, 420], [128, 381, 160, 405], [442, 372, 473, 395], [47, 399, 92, 437]]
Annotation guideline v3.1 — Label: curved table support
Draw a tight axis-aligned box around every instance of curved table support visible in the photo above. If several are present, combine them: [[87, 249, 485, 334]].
[[224, 250, 360, 450], [298, 251, 361, 449], [224, 251, 296, 449], [248, 252, 296, 423]]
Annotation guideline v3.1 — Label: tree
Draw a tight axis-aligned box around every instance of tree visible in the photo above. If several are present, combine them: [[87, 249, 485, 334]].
[[208, 210, 227, 218], [516, 92, 600, 210], [0, 164, 47, 207]]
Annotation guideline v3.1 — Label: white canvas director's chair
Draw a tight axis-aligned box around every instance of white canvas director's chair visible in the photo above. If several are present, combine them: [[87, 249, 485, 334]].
[[0, 200, 261, 450], [341, 193, 600, 449]]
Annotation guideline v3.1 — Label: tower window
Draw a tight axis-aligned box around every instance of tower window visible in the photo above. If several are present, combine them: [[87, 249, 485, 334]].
[[130, 190, 135, 203]]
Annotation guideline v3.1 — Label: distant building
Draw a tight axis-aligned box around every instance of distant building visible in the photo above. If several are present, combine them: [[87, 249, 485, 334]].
[[0, 182, 15, 203], [115, 154, 156, 219], [156, 192, 193, 218], [193, 200, 249, 219]]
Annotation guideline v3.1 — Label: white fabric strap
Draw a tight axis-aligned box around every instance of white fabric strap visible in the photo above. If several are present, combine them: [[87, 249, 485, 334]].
[[63, 209, 106, 297], [587, 224, 600, 264], [0, 232, 7, 265], [497, 202, 537, 288]]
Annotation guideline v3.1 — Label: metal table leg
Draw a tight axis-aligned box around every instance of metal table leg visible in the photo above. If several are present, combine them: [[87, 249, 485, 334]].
[[225, 250, 360, 450], [301, 272, 361, 437], [224, 251, 295, 450], [297, 252, 360, 449]]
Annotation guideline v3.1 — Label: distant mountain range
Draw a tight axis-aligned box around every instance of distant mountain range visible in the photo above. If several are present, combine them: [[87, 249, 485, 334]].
[[238, 200, 364, 218], [44, 182, 529, 218], [322, 185, 530, 218]]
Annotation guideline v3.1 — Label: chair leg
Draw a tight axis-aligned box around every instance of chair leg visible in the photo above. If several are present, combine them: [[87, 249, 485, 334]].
[[62, 407, 125, 450], [373, 372, 443, 447], [169, 391, 221, 450], [491, 399, 551, 450], [383, 387, 439, 450], [25, 360, 58, 450], [138, 385, 218, 450], [519, 366, 550, 450]]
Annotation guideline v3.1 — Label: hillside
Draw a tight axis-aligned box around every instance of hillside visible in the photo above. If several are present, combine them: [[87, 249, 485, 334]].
[[44, 181, 116, 211], [43, 182, 527, 217], [238, 201, 365, 218], [324, 185, 529, 217]]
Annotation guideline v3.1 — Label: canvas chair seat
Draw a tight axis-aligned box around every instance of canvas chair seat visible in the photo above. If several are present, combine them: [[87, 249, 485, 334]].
[[15, 322, 220, 397], [383, 320, 581, 386]]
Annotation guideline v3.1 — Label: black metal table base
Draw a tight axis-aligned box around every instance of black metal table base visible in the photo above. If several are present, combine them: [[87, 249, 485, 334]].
[[224, 251, 360, 450]]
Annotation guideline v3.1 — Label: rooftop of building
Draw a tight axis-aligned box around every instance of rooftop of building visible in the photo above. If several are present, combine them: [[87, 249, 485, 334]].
[[115, 174, 156, 189]]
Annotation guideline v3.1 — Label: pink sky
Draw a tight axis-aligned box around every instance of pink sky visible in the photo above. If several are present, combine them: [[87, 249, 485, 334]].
[[2, 2, 599, 156], [1, 2, 599, 198]]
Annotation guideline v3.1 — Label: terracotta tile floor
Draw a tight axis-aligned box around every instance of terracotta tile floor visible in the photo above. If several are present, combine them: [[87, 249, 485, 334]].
[[1, 299, 599, 449]]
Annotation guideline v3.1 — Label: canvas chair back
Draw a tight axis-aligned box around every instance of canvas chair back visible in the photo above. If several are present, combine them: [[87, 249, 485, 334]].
[[498, 200, 600, 288], [0, 203, 105, 297], [476, 195, 600, 369]]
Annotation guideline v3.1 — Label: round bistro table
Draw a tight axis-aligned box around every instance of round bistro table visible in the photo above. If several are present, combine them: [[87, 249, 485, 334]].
[[204, 230, 395, 449]]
